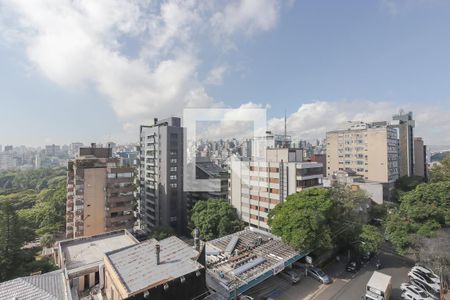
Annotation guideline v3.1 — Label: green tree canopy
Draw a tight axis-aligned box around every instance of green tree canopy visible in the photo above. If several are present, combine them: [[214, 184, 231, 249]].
[[429, 156, 450, 183], [385, 181, 450, 253], [191, 199, 243, 241], [150, 226, 175, 241], [268, 188, 333, 251], [358, 224, 384, 253], [0, 202, 27, 281]]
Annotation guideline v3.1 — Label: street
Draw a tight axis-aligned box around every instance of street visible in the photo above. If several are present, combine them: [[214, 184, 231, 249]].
[[244, 247, 414, 300]]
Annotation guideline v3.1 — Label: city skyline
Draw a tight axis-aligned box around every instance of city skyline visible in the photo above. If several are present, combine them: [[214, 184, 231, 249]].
[[1, 1, 450, 146]]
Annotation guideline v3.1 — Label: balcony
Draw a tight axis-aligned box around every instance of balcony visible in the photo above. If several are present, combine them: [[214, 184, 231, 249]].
[[108, 195, 134, 204], [107, 214, 134, 224], [109, 204, 133, 213]]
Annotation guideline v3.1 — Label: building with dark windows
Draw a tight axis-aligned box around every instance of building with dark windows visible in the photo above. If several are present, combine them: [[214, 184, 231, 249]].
[[139, 117, 186, 235], [392, 111, 415, 177]]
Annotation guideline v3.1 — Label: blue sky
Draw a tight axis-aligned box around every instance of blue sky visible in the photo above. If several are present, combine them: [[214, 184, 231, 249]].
[[0, 0, 449, 146]]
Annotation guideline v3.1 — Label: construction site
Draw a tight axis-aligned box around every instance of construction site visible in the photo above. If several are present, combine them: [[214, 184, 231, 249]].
[[205, 227, 307, 299]]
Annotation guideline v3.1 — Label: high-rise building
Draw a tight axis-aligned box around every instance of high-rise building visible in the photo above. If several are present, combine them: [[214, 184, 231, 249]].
[[413, 137, 427, 180], [69, 142, 84, 158], [229, 148, 323, 231], [326, 121, 399, 184], [0, 153, 16, 170], [392, 111, 415, 177], [66, 145, 135, 238], [139, 117, 185, 234]]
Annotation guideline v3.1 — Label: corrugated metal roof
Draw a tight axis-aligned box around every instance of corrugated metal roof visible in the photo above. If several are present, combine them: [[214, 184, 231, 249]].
[[0, 270, 71, 300], [106, 236, 204, 294]]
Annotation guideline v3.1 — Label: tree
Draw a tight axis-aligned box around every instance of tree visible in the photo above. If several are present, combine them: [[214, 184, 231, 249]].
[[385, 181, 450, 254], [328, 185, 370, 247], [150, 226, 175, 241], [40, 233, 55, 248], [358, 225, 384, 254], [0, 202, 26, 281], [268, 188, 333, 251], [429, 156, 450, 183], [191, 199, 243, 241], [395, 176, 424, 192]]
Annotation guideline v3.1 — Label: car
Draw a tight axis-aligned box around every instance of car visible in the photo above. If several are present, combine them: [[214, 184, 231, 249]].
[[412, 265, 440, 284], [279, 270, 301, 284], [401, 283, 436, 299], [410, 279, 439, 299], [360, 251, 374, 262], [408, 270, 440, 294], [307, 267, 332, 284], [345, 260, 361, 273], [401, 289, 435, 300]]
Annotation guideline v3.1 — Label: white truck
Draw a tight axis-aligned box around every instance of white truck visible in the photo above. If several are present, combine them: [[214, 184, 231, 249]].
[[365, 271, 392, 300]]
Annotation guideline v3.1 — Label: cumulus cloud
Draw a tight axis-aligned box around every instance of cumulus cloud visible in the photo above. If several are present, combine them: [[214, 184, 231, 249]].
[[268, 100, 450, 145], [0, 0, 284, 130]]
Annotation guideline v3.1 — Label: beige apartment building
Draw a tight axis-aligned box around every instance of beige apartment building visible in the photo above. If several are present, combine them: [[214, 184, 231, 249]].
[[229, 148, 323, 231], [326, 122, 399, 184], [66, 146, 135, 239]]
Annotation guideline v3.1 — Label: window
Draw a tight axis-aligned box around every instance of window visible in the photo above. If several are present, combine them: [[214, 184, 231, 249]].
[[170, 175, 177, 180], [117, 172, 133, 178], [107, 173, 116, 179], [170, 166, 177, 172], [170, 183, 177, 188], [170, 158, 177, 163]]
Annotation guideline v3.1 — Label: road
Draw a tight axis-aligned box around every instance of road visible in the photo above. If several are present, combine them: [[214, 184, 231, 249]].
[[244, 247, 414, 300]]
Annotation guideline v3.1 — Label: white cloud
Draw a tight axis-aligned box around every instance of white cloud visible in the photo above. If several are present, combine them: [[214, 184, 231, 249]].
[[268, 100, 450, 145], [204, 65, 228, 85], [211, 0, 280, 36], [0, 0, 284, 132]]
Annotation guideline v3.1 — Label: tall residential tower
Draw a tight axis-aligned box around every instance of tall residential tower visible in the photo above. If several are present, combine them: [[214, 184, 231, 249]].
[[139, 117, 186, 234]]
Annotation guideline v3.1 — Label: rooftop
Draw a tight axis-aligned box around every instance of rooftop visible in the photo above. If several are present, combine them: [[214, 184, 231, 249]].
[[0, 269, 71, 300], [367, 271, 391, 292], [206, 227, 303, 295], [105, 236, 204, 295], [59, 230, 138, 275]]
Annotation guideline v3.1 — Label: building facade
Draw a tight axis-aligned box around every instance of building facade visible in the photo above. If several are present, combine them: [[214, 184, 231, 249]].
[[392, 111, 415, 177], [66, 146, 135, 239], [139, 117, 186, 235], [229, 148, 323, 231], [413, 137, 427, 180], [185, 157, 229, 212], [326, 121, 399, 184]]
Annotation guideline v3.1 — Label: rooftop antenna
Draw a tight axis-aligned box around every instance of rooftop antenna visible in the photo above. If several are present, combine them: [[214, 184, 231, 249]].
[[284, 110, 287, 148]]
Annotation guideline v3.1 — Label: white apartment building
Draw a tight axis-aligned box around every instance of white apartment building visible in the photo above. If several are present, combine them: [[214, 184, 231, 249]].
[[229, 148, 323, 231], [326, 121, 399, 184]]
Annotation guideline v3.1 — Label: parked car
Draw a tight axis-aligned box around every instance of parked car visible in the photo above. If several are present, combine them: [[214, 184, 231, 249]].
[[401, 289, 436, 300], [408, 269, 440, 294], [401, 283, 436, 299], [307, 267, 332, 284], [360, 251, 374, 262], [345, 260, 361, 273], [412, 265, 440, 284], [279, 269, 301, 284], [410, 279, 439, 299]]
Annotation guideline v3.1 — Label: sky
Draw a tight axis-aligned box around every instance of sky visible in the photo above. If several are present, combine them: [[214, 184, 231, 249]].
[[0, 0, 449, 146]]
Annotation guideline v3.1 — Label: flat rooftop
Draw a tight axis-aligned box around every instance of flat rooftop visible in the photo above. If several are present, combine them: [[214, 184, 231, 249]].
[[206, 227, 303, 296], [105, 236, 204, 295], [59, 230, 138, 275]]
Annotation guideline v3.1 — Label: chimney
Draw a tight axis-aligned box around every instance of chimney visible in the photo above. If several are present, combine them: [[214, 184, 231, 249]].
[[154, 118, 158, 125], [155, 244, 160, 265], [91, 143, 96, 148]]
